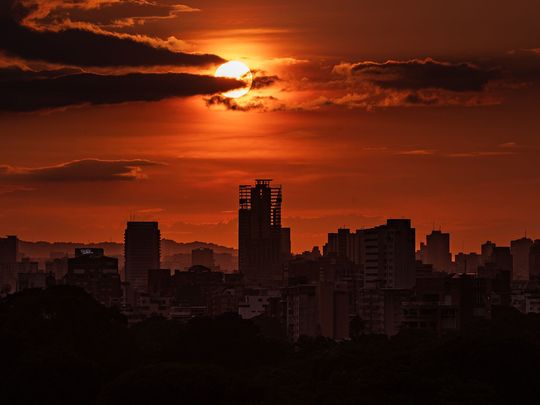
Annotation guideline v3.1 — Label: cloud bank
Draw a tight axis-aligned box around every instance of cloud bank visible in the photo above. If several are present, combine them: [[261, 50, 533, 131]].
[[336, 58, 500, 92], [0, 67, 243, 111], [0, 0, 223, 67], [0, 159, 163, 182]]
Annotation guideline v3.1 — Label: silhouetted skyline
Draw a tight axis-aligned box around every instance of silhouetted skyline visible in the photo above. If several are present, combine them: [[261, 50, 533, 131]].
[[3, 2, 540, 403]]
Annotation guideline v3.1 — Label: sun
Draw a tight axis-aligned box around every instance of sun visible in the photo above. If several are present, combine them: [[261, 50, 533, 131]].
[[214, 61, 253, 99]]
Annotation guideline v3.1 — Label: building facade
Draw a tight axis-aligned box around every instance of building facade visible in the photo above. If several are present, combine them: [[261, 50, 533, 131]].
[[358, 219, 416, 290], [511, 237, 533, 280], [238, 179, 286, 285], [419, 230, 451, 272], [66, 248, 121, 306], [124, 221, 161, 292], [0, 235, 18, 294]]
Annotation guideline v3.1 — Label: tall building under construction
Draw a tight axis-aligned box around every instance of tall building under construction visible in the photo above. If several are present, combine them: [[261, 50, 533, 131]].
[[239, 179, 290, 285]]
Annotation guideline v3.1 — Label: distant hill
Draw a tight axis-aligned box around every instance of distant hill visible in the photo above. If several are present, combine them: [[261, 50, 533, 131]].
[[19, 239, 237, 259]]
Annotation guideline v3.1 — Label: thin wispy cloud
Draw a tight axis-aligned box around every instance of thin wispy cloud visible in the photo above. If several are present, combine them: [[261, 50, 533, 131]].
[[0, 159, 165, 182]]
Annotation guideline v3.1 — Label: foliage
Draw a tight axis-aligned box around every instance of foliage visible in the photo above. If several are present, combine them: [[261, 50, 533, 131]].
[[2, 287, 540, 404]]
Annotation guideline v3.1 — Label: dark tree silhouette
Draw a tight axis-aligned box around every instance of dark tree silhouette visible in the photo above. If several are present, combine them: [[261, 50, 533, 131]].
[[2, 287, 540, 405]]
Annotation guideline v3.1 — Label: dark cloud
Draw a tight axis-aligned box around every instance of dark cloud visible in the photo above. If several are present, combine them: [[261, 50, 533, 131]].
[[251, 75, 280, 90], [0, 67, 243, 111], [345, 59, 500, 92], [474, 49, 540, 83], [205, 95, 251, 111], [403, 92, 439, 105], [0, 66, 83, 81], [205, 94, 279, 112], [0, 0, 223, 67], [0, 159, 163, 182], [202, 74, 280, 111], [39, 1, 200, 28]]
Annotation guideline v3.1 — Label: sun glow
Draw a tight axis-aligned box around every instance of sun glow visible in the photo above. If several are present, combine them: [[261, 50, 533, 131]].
[[214, 61, 253, 98]]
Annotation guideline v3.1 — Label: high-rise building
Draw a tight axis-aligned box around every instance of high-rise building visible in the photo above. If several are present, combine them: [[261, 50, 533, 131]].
[[326, 228, 357, 261], [238, 179, 284, 285], [455, 252, 481, 274], [511, 237, 533, 280], [0, 235, 18, 294], [491, 247, 513, 272], [481, 241, 497, 264], [280, 227, 292, 261], [0, 235, 18, 264], [419, 230, 451, 272], [124, 221, 160, 292], [477, 246, 513, 294], [530, 240, 540, 281], [357, 219, 416, 289], [284, 281, 350, 341], [479, 245, 513, 278]]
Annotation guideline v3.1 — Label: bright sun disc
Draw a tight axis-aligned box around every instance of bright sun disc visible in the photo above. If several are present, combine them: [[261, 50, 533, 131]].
[[214, 61, 252, 99]]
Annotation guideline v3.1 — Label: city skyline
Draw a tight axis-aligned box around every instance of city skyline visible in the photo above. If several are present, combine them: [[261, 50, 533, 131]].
[[3, 2, 540, 403], [3, 179, 540, 404], [2, 183, 539, 266], [0, 210, 537, 257]]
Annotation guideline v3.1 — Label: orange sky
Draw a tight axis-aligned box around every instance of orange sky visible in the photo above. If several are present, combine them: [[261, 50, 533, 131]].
[[1, 0, 540, 253]]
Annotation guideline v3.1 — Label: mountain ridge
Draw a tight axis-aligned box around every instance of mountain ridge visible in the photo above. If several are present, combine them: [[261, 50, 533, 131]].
[[18, 238, 237, 258]]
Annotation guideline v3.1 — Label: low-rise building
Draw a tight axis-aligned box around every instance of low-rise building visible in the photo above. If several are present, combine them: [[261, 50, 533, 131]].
[[65, 248, 121, 307]]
